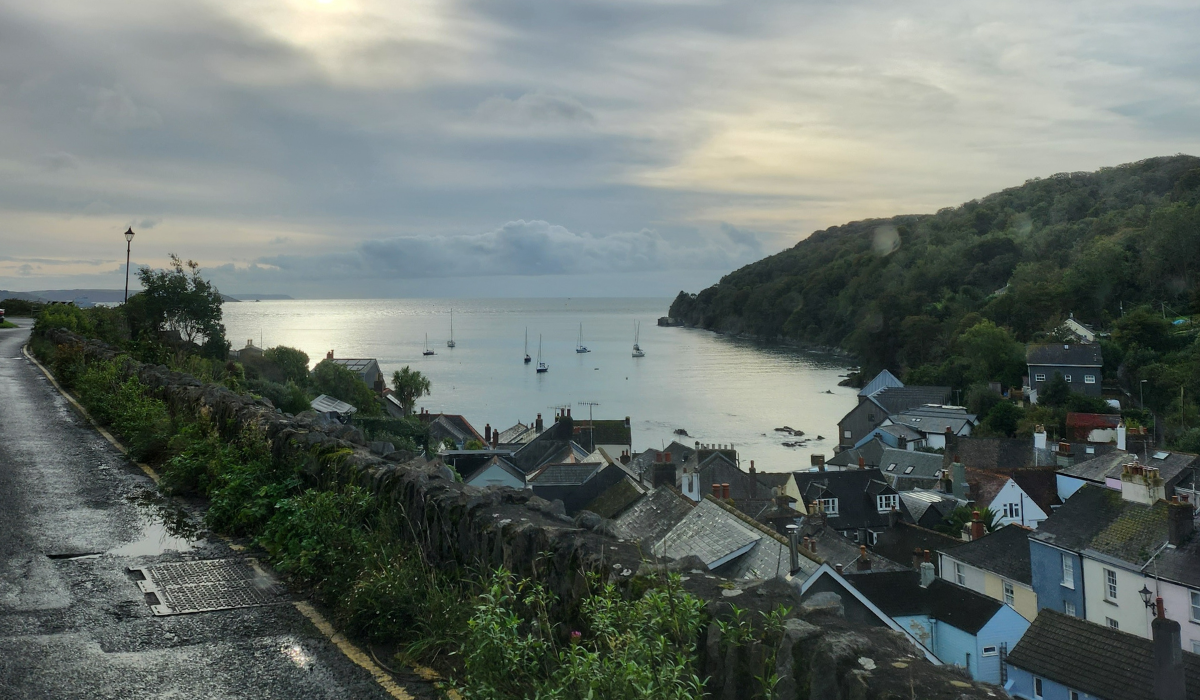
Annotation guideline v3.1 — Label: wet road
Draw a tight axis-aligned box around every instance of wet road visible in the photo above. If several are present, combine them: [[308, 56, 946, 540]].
[[0, 322, 414, 699]]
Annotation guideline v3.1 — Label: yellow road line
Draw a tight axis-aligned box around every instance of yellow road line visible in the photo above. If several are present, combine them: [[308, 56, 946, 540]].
[[24, 343, 426, 699], [293, 602, 416, 700]]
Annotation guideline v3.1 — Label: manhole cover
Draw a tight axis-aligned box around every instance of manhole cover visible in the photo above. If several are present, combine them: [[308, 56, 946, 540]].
[[132, 558, 283, 616]]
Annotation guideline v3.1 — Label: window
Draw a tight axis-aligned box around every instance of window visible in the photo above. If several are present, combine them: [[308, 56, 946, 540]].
[[1192, 640, 1200, 654], [868, 531, 878, 546], [886, 462, 897, 472], [955, 562, 966, 586], [1003, 502, 1021, 519], [818, 498, 839, 516], [1070, 691, 1081, 700], [1035, 373, 1046, 382], [1191, 591, 1200, 622], [843, 430, 852, 439], [868, 413, 876, 422], [877, 494, 898, 512], [1105, 568, 1118, 601], [1064, 600, 1076, 617], [903, 465, 915, 474], [1033, 677, 1044, 699], [1107, 617, 1119, 629], [1004, 581, 1015, 606], [1084, 374, 1096, 384], [1062, 555, 1075, 588], [981, 645, 998, 656], [1064, 374, 1072, 383]]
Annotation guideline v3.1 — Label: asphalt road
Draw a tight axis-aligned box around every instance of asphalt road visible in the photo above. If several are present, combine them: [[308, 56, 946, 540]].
[[0, 322, 420, 700]]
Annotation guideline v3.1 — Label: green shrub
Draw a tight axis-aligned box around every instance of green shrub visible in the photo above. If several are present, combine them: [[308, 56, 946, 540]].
[[259, 486, 375, 596], [71, 358, 171, 461], [312, 359, 382, 415], [247, 378, 312, 415], [263, 346, 311, 386], [34, 304, 93, 335]]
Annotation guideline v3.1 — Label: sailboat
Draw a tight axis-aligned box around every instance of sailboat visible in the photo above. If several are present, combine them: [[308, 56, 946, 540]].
[[632, 322, 645, 358], [447, 309, 456, 348], [536, 335, 548, 373], [575, 323, 590, 353], [524, 328, 532, 364], [423, 334, 435, 356]]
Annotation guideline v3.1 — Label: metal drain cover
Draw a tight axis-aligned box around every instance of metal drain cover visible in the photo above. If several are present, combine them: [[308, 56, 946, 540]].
[[132, 558, 283, 616]]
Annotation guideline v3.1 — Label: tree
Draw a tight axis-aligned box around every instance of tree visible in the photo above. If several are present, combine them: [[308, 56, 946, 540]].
[[391, 366, 431, 416], [311, 359, 381, 415], [131, 254, 229, 359], [983, 401, 1024, 437], [955, 320, 1025, 389], [264, 346, 311, 386], [1039, 372, 1071, 408], [936, 506, 1000, 537]]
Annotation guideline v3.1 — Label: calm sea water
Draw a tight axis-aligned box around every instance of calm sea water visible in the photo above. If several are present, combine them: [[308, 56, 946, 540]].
[[222, 298, 857, 473]]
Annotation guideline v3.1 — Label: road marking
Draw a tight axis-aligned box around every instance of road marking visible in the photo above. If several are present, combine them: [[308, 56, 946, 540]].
[[293, 602, 416, 700], [24, 342, 426, 700]]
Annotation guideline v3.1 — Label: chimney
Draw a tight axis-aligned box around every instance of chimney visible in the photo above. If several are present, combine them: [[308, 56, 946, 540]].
[[887, 507, 901, 529], [567, 408, 571, 418], [919, 550, 935, 588], [491, 430, 499, 449], [951, 458, 967, 499], [898, 436, 908, 450], [722, 483, 731, 500], [326, 350, 334, 360], [749, 461, 756, 499], [856, 545, 871, 571], [652, 462, 675, 488], [858, 456, 865, 470], [1057, 440, 1075, 469], [835, 564, 843, 574], [484, 424, 491, 443], [536, 413, 543, 433], [811, 454, 826, 472], [624, 416, 631, 428], [1121, 462, 1166, 504], [970, 510, 986, 541], [1118, 421, 1127, 451], [712, 483, 721, 498], [787, 524, 800, 573], [1153, 597, 1187, 700], [1168, 497, 1194, 546], [665, 452, 672, 463], [912, 547, 924, 571], [682, 467, 700, 502]]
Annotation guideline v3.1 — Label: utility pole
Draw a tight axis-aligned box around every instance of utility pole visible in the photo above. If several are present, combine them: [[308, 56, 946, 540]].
[[578, 401, 600, 451]]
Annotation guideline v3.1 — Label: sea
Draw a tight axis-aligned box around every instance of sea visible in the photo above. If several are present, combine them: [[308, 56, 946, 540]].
[[222, 298, 857, 474]]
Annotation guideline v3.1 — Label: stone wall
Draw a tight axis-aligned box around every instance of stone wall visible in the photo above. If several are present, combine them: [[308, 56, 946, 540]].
[[42, 328, 998, 700]]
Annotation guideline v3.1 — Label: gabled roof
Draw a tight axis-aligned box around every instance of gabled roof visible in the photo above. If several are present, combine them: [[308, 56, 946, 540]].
[[878, 423, 923, 442], [420, 412, 485, 445], [888, 406, 976, 436], [575, 419, 632, 447], [1147, 535, 1200, 589], [842, 570, 1005, 634], [1086, 499, 1169, 567], [610, 486, 695, 544], [796, 521, 907, 572], [899, 490, 963, 524], [879, 448, 943, 487], [328, 358, 378, 373], [827, 439, 886, 469], [663, 441, 697, 462], [871, 520, 963, 572], [1009, 469, 1062, 514], [858, 369, 904, 398], [869, 386, 951, 415], [511, 418, 578, 473], [651, 498, 762, 569], [527, 462, 603, 486], [1067, 412, 1122, 431], [1060, 450, 1198, 487], [945, 436, 1057, 472], [1031, 485, 1128, 552], [942, 524, 1032, 584], [463, 455, 526, 485], [496, 421, 536, 445], [703, 496, 819, 579], [1006, 610, 1200, 700], [1026, 343, 1103, 367], [793, 468, 909, 530], [583, 477, 647, 519]]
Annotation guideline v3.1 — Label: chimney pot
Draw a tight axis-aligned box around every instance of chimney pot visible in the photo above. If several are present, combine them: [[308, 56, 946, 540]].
[[712, 483, 721, 498], [722, 483, 731, 500], [665, 452, 672, 463], [835, 564, 843, 574], [750, 460, 756, 473], [858, 456, 865, 469]]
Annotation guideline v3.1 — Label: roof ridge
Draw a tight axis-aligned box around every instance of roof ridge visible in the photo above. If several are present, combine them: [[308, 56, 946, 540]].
[[703, 494, 793, 548]]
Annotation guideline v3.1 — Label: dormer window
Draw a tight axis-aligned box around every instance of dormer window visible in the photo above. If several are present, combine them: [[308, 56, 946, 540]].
[[877, 494, 898, 512], [818, 498, 839, 516]]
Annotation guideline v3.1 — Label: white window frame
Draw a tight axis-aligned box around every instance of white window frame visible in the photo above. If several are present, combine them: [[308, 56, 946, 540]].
[[819, 498, 839, 516], [1035, 373, 1046, 382], [1107, 617, 1119, 629], [1061, 555, 1075, 588], [1003, 502, 1021, 519], [955, 561, 966, 586], [981, 645, 998, 656], [1034, 676, 1044, 699], [843, 430, 852, 439], [1192, 640, 1200, 655], [1070, 691, 1081, 700], [886, 462, 897, 472], [1084, 374, 1096, 384], [1190, 591, 1200, 622], [877, 494, 898, 513], [1105, 568, 1118, 601], [1065, 374, 1072, 383], [1064, 600, 1076, 617], [1003, 580, 1015, 606]]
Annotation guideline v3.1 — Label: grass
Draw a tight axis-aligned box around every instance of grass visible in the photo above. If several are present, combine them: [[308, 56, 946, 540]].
[[0, 320, 17, 328]]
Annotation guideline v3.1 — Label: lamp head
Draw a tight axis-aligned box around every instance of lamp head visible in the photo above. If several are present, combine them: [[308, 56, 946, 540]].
[[124, 228, 135, 243], [1140, 584, 1154, 607]]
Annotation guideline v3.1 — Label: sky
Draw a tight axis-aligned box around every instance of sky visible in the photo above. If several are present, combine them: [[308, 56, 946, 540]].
[[2, 0, 1199, 298]]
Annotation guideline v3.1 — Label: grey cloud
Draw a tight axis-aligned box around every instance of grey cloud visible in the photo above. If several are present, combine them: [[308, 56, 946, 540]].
[[85, 85, 163, 130], [36, 152, 80, 171], [475, 92, 596, 126]]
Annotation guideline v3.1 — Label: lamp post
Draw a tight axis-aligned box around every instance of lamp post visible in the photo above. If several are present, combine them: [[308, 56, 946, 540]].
[[1140, 379, 1147, 409], [1140, 584, 1154, 608], [123, 228, 135, 304]]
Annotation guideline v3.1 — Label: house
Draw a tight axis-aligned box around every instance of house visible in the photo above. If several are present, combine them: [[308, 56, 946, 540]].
[[944, 433, 1061, 473], [418, 409, 487, 450], [461, 454, 526, 489], [961, 466, 1059, 529], [1062, 316, 1098, 343], [528, 460, 629, 515], [837, 374, 951, 449], [229, 339, 263, 361], [1067, 412, 1123, 443], [825, 438, 887, 470], [1004, 609, 1200, 700], [310, 394, 357, 418], [792, 521, 910, 573], [581, 476, 647, 519], [884, 405, 977, 450], [793, 468, 913, 545], [1029, 485, 1126, 620], [572, 417, 633, 461], [854, 423, 926, 451], [871, 519, 964, 574], [325, 351, 386, 394], [1141, 525, 1200, 654], [899, 490, 966, 530], [1026, 343, 1103, 400], [1057, 449, 1197, 502], [834, 568, 1030, 682], [878, 448, 945, 490], [938, 525, 1038, 621]]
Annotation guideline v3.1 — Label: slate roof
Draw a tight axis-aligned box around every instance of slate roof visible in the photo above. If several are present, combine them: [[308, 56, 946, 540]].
[[1031, 485, 1128, 551], [575, 419, 632, 447], [941, 524, 1032, 584], [1005, 609, 1200, 700], [945, 436, 1055, 471], [704, 497, 820, 579], [663, 441, 697, 462], [792, 468, 910, 530], [1086, 499, 1169, 567], [794, 521, 904, 572], [899, 490, 963, 524], [827, 439, 886, 469], [1026, 343, 1103, 367], [842, 570, 1005, 634], [583, 476, 647, 519], [871, 521, 963, 572], [878, 423, 923, 442], [511, 418, 580, 473], [610, 486, 695, 544], [869, 386, 952, 415], [528, 462, 602, 486], [889, 406, 976, 436], [1060, 451, 1138, 482], [879, 448, 944, 489], [496, 422, 537, 445], [858, 369, 903, 398], [1010, 470, 1063, 514], [652, 498, 762, 568], [1147, 535, 1200, 588]]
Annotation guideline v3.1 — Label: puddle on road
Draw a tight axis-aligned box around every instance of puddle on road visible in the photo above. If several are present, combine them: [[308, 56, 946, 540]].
[[107, 491, 202, 557]]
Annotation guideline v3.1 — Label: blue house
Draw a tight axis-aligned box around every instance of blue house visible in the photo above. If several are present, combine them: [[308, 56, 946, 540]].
[[1028, 485, 1127, 619]]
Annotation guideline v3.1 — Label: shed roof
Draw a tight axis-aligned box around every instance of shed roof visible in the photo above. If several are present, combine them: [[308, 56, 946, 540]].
[[311, 394, 357, 415]]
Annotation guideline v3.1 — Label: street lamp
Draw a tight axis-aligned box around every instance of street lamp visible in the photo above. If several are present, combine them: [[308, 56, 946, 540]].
[[1140, 585, 1154, 608], [1140, 379, 1148, 409], [123, 228, 135, 304]]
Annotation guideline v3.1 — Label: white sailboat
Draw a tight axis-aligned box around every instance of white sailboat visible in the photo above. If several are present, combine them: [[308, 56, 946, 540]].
[[423, 334, 435, 356], [575, 323, 590, 353], [447, 309, 456, 348], [536, 335, 548, 373], [632, 322, 645, 358], [524, 328, 532, 364]]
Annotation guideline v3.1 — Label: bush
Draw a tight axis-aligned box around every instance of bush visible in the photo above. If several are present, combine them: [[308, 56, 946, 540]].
[[263, 346, 311, 386], [34, 304, 93, 335], [259, 486, 376, 597], [247, 377, 312, 415], [71, 358, 171, 461], [1, 298, 44, 316], [312, 359, 382, 415]]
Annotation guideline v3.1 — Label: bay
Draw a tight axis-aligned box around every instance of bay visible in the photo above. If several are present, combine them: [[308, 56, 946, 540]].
[[222, 298, 857, 473]]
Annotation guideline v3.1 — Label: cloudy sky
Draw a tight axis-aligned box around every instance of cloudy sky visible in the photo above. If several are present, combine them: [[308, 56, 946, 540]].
[[2, 0, 1198, 297]]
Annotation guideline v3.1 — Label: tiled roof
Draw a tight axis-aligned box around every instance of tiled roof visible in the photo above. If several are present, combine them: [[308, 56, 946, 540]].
[[1032, 485, 1127, 552], [1087, 499, 1169, 567], [1026, 343, 1103, 367], [879, 448, 943, 486], [652, 499, 762, 568], [942, 524, 1032, 584], [610, 486, 695, 544], [1067, 412, 1122, 430], [1006, 610, 1200, 700], [842, 571, 1004, 634], [858, 369, 904, 398], [869, 386, 951, 415], [528, 462, 602, 486], [827, 439, 886, 469]]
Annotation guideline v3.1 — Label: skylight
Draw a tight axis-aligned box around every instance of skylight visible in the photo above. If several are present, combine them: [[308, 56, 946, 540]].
[[886, 463, 897, 471], [1154, 451, 1170, 460], [904, 466, 915, 474]]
